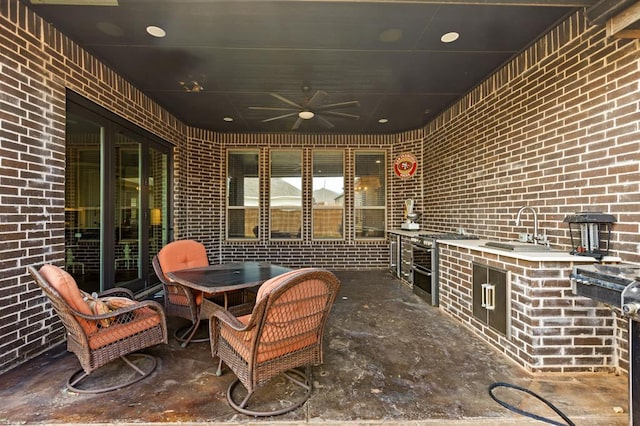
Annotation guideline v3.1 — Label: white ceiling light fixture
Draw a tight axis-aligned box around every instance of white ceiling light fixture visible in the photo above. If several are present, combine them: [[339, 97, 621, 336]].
[[441, 32, 460, 43], [298, 111, 314, 120], [223, 117, 233, 122], [146, 25, 166, 38], [378, 118, 388, 123]]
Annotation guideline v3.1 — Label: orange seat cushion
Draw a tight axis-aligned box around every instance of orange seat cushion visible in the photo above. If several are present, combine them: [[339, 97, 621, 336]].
[[88, 307, 161, 350], [166, 287, 204, 306]]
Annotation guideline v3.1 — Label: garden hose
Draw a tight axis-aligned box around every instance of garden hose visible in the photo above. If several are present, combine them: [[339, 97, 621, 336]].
[[488, 382, 576, 426]]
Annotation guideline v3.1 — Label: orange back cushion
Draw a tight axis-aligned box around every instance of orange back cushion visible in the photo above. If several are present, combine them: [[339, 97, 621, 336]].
[[39, 264, 97, 334], [157, 240, 209, 277], [256, 269, 302, 302]]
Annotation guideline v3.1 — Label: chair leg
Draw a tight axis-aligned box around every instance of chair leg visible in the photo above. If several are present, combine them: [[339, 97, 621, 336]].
[[226, 366, 313, 417], [174, 318, 209, 347], [66, 353, 157, 394]]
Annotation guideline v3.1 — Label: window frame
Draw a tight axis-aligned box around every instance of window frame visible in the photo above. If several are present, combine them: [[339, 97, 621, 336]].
[[354, 150, 387, 240], [311, 149, 345, 241], [226, 149, 260, 241], [269, 149, 303, 241]]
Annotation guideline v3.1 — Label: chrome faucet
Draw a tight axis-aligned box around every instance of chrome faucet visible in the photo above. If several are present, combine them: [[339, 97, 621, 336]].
[[515, 206, 539, 244]]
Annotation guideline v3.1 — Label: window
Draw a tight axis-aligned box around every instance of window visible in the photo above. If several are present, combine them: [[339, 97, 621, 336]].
[[270, 150, 302, 240], [312, 151, 344, 239], [225, 147, 387, 242], [354, 151, 386, 239], [227, 150, 259, 239]]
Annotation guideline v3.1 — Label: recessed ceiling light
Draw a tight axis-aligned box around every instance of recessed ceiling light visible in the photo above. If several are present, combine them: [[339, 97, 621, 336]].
[[298, 111, 314, 120], [223, 117, 233, 122], [379, 29, 403, 43], [441, 32, 459, 43], [378, 118, 389, 124], [146, 25, 166, 38]]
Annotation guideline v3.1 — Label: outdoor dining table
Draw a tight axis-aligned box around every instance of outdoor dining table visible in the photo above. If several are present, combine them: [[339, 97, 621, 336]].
[[165, 261, 292, 320], [166, 261, 292, 374]]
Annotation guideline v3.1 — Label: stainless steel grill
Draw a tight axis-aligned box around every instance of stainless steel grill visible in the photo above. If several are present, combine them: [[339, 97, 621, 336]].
[[571, 263, 640, 425]]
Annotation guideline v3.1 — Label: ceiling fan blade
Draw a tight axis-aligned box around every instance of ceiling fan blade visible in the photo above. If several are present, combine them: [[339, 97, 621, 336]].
[[262, 112, 299, 123], [291, 117, 304, 130], [307, 90, 327, 107], [249, 106, 298, 111], [319, 111, 360, 120], [269, 93, 303, 109], [314, 100, 360, 111], [317, 115, 335, 129]]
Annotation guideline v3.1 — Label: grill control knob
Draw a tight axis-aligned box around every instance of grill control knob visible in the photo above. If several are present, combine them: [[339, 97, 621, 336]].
[[622, 303, 640, 316]]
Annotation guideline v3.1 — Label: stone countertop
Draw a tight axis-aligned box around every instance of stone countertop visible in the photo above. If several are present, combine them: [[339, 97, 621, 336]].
[[388, 229, 424, 237], [438, 238, 620, 263]]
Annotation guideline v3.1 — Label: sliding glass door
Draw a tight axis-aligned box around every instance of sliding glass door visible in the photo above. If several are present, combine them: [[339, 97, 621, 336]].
[[65, 95, 171, 294]]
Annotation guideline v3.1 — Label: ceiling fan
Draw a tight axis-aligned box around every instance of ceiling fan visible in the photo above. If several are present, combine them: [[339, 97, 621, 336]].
[[249, 86, 360, 130]]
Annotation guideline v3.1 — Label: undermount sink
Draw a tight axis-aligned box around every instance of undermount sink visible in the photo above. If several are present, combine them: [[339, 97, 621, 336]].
[[483, 241, 551, 252]]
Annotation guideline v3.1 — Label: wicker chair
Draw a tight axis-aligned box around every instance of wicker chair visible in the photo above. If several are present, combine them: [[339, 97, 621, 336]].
[[152, 240, 209, 347], [27, 264, 167, 394], [153, 240, 253, 347], [209, 267, 341, 416]]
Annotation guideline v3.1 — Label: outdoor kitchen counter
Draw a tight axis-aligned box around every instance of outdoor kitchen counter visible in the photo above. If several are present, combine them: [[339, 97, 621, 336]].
[[388, 229, 424, 237], [436, 239, 622, 373], [440, 238, 620, 263]]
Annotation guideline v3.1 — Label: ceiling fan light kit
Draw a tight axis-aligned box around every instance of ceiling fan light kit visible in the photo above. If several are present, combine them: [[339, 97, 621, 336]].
[[250, 87, 360, 131]]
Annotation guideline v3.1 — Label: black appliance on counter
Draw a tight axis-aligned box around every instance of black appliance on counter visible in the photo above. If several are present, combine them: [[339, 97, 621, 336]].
[[563, 212, 616, 260], [571, 263, 640, 425], [410, 233, 479, 306]]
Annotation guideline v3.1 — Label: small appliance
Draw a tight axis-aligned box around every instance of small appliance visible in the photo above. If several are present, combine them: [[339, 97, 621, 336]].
[[401, 199, 420, 230]]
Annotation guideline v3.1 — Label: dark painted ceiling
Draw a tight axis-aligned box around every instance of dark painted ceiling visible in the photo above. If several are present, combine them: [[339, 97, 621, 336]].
[[23, 0, 601, 134]]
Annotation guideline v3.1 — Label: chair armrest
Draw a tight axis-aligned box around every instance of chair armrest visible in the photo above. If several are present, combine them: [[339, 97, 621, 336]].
[[208, 302, 251, 331], [73, 300, 165, 322]]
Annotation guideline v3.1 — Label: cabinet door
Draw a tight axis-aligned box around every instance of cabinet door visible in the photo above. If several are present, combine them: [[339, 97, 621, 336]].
[[472, 263, 509, 337], [487, 267, 508, 335], [472, 263, 487, 322]]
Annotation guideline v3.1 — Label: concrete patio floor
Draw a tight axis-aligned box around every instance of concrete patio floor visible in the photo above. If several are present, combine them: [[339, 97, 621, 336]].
[[0, 270, 629, 425]]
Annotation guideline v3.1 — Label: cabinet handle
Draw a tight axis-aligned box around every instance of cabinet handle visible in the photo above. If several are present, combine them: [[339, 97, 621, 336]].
[[481, 283, 495, 310]]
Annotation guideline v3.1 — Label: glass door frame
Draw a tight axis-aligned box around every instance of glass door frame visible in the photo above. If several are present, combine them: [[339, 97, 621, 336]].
[[66, 91, 173, 293]]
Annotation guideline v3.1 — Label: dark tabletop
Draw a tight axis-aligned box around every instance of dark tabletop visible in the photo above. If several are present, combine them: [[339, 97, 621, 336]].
[[166, 261, 292, 293]]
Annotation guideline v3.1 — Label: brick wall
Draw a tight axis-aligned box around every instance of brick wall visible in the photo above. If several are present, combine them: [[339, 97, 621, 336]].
[[426, 11, 638, 373], [0, 0, 186, 373], [422, 12, 639, 264], [201, 132, 405, 269]]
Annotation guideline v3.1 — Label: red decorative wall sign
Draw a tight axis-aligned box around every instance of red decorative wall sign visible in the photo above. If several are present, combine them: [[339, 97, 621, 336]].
[[394, 153, 418, 179]]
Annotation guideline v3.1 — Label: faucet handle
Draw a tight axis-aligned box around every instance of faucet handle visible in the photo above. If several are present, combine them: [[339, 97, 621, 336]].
[[536, 233, 549, 246]]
